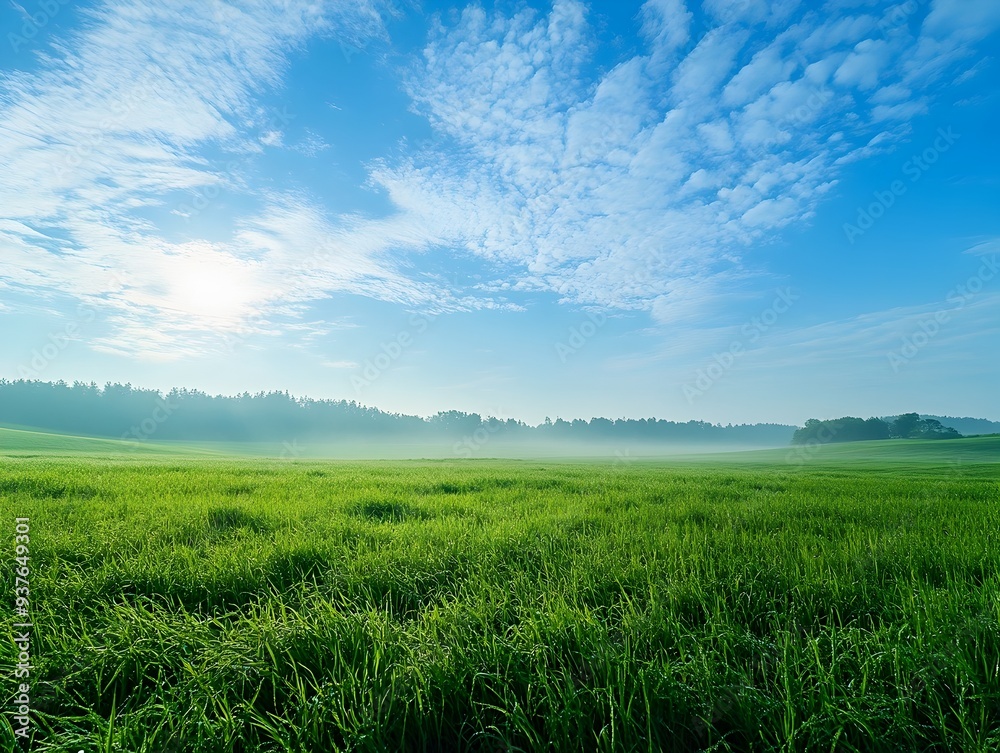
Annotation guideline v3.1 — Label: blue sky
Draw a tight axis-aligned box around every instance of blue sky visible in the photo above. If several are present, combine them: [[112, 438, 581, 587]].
[[0, 0, 998, 426]]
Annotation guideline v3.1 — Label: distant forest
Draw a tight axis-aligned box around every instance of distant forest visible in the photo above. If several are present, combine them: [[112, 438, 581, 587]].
[[792, 414, 962, 444], [0, 380, 797, 446]]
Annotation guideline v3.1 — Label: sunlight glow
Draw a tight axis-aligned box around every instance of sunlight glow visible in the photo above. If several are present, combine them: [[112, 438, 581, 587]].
[[160, 246, 262, 326]]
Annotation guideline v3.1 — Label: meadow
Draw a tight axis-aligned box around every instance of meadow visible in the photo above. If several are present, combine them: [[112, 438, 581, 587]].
[[1, 428, 999, 752]]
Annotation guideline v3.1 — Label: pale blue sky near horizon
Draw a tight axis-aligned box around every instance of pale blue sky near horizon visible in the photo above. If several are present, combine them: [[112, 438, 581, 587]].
[[0, 0, 998, 426]]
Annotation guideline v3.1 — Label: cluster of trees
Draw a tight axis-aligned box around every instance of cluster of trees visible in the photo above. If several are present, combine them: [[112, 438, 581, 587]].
[[791, 413, 961, 445], [888, 413, 962, 440], [0, 380, 796, 446], [913, 415, 1000, 436]]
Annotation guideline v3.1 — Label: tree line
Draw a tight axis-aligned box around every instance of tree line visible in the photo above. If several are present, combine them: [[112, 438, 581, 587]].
[[0, 380, 796, 445], [791, 413, 961, 444]]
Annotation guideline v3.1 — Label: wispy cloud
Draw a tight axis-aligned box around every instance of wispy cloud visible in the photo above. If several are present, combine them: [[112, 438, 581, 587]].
[[608, 289, 1000, 393], [356, 0, 999, 323], [0, 0, 457, 358]]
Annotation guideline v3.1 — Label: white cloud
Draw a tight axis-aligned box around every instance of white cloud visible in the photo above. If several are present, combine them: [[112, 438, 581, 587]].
[[742, 197, 797, 227], [340, 0, 996, 320], [703, 0, 800, 26], [922, 0, 1000, 43], [0, 0, 458, 359], [671, 26, 749, 105], [871, 98, 929, 121], [964, 238, 1000, 257], [903, 0, 1000, 84], [871, 83, 912, 103], [697, 119, 735, 152], [292, 131, 333, 156], [1, 0, 994, 359], [260, 130, 284, 147], [619, 287, 1000, 383], [722, 43, 798, 107], [640, 0, 692, 64], [834, 129, 904, 164], [745, 293, 1000, 373], [834, 39, 891, 89]]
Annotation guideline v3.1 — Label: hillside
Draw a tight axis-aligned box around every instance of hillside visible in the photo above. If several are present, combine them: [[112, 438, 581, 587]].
[[2, 424, 997, 468], [0, 426, 211, 457], [683, 435, 1000, 475]]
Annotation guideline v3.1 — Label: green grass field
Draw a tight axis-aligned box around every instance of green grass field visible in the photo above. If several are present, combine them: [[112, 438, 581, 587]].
[[2, 428, 999, 751]]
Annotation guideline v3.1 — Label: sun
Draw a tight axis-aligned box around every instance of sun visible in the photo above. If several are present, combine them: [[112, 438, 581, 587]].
[[160, 245, 263, 326]]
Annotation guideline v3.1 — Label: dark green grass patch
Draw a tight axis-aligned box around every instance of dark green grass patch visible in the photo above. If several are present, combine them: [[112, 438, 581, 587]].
[[207, 505, 270, 533], [349, 500, 429, 522]]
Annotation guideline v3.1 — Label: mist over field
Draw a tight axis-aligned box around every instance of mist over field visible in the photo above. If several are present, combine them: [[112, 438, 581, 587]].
[[4, 381, 997, 463], [0, 379, 802, 457]]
